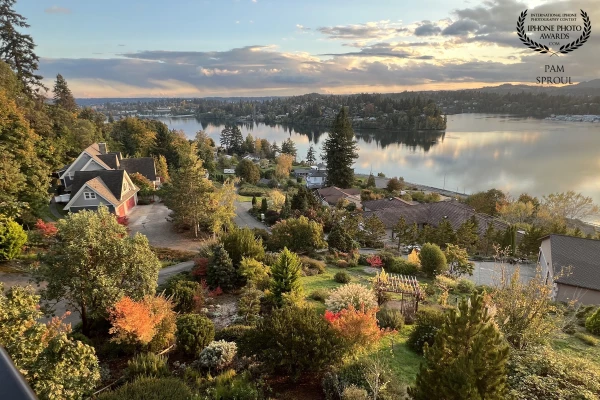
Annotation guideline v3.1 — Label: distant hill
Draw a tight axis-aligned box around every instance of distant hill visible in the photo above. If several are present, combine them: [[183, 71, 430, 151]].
[[467, 80, 600, 96]]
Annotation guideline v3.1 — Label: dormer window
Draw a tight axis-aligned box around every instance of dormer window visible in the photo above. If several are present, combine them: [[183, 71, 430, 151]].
[[84, 192, 96, 200]]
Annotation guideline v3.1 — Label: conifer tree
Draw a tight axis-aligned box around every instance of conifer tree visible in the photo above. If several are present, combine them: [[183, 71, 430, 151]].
[[53, 73, 77, 111], [366, 173, 376, 188], [261, 198, 268, 214], [280, 194, 291, 219], [281, 138, 297, 158], [327, 223, 356, 252], [436, 218, 457, 249], [322, 107, 358, 188], [0, 0, 45, 94], [361, 215, 387, 248], [409, 294, 509, 400], [456, 216, 479, 253], [207, 244, 236, 291], [270, 248, 302, 306], [306, 144, 316, 165]]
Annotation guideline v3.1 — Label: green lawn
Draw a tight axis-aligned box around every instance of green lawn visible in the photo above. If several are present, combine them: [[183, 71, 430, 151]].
[[237, 195, 261, 203]]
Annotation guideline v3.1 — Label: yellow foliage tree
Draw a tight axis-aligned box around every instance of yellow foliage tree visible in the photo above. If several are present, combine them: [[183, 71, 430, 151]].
[[275, 154, 294, 180], [408, 249, 420, 265]]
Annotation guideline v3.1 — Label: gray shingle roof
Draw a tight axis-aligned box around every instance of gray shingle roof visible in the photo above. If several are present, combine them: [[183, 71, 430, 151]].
[[548, 234, 600, 291], [97, 154, 120, 169], [119, 158, 157, 181], [363, 200, 510, 236], [71, 170, 127, 201], [363, 197, 416, 211]]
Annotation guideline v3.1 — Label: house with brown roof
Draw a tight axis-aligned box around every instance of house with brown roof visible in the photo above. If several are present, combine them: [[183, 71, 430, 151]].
[[538, 234, 600, 305], [57, 143, 159, 193], [363, 199, 511, 241], [62, 170, 139, 216], [315, 187, 362, 208]]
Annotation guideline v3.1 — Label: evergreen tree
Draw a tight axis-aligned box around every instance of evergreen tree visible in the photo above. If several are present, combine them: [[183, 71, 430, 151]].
[[219, 126, 232, 151], [195, 130, 216, 173], [243, 134, 255, 154], [480, 222, 496, 256], [361, 215, 387, 248], [419, 243, 447, 278], [229, 126, 244, 155], [436, 218, 457, 249], [456, 216, 479, 254], [393, 216, 409, 249], [0, 0, 45, 94], [366, 173, 376, 188], [270, 248, 302, 306], [409, 294, 509, 400], [271, 141, 280, 157], [207, 244, 236, 291], [281, 138, 297, 158], [322, 107, 358, 188], [280, 194, 291, 219], [327, 223, 356, 252], [306, 144, 316, 165], [261, 198, 268, 214], [251, 196, 257, 208], [53, 73, 77, 112], [154, 154, 170, 183]]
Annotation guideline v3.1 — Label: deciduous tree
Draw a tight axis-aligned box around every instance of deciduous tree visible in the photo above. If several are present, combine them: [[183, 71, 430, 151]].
[[0, 214, 26, 260], [235, 159, 260, 184], [269, 216, 326, 253], [275, 153, 294, 180], [36, 207, 160, 335], [444, 244, 474, 277]]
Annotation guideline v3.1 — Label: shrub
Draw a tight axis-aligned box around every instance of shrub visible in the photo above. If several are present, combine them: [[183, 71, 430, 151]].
[[434, 275, 457, 291], [269, 216, 326, 253], [124, 353, 170, 381], [150, 246, 196, 263], [192, 257, 209, 278], [342, 385, 369, 400], [270, 248, 303, 306], [366, 254, 384, 268], [209, 370, 260, 400], [326, 283, 378, 313], [576, 305, 596, 327], [97, 377, 193, 400], [221, 227, 265, 267], [376, 308, 405, 330], [215, 325, 253, 343], [325, 306, 384, 352], [456, 278, 476, 294], [239, 257, 271, 290], [419, 243, 447, 278], [164, 278, 204, 313], [328, 224, 358, 253], [585, 308, 600, 335], [310, 289, 330, 302], [506, 346, 600, 399], [334, 271, 351, 284], [337, 260, 349, 268], [0, 214, 27, 260], [239, 306, 347, 379], [176, 314, 215, 356], [387, 258, 419, 275], [237, 286, 263, 325], [207, 244, 236, 291], [407, 306, 446, 354], [198, 340, 237, 371], [263, 251, 280, 266], [108, 295, 176, 348], [301, 257, 326, 275], [574, 332, 599, 346]]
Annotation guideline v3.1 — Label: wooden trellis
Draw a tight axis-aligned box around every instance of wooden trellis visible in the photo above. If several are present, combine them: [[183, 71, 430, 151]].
[[373, 271, 424, 318]]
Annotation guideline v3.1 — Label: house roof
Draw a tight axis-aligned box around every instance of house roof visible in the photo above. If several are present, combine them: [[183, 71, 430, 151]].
[[309, 171, 327, 178], [544, 234, 600, 291], [363, 197, 416, 211], [71, 170, 128, 201], [316, 186, 361, 205], [119, 158, 157, 181], [97, 153, 120, 169], [363, 200, 510, 236]]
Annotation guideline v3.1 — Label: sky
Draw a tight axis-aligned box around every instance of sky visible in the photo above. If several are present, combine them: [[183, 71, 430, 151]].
[[15, 0, 600, 97]]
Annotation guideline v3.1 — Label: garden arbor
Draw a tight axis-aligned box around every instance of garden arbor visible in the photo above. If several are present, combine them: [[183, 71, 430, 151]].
[[373, 270, 423, 318]]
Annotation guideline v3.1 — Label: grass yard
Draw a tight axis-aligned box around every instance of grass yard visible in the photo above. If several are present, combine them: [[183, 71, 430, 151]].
[[237, 195, 262, 203]]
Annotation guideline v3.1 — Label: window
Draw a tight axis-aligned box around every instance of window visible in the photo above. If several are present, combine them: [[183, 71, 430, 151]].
[[84, 192, 96, 200]]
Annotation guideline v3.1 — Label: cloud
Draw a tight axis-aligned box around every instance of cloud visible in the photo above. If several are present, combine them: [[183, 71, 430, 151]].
[[296, 24, 311, 32], [414, 21, 441, 36], [316, 21, 408, 41], [442, 19, 480, 36], [320, 42, 432, 59], [45, 5, 71, 14]]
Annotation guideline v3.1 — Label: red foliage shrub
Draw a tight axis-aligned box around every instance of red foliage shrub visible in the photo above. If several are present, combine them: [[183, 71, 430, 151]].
[[192, 257, 209, 278], [116, 215, 129, 226], [325, 305, 385, 351], [35, 219, 57, 237], [366, 255, 384, 268]]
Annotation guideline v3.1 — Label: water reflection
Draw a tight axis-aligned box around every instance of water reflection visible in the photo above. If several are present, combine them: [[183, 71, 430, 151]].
[[156, 114, 600, 205]]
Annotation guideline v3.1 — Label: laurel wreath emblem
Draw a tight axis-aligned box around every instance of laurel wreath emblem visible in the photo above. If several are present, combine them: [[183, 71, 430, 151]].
[[517, 9, 591, 56]]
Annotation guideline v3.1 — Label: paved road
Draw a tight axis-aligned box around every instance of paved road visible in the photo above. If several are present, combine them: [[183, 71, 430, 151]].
[[158, 261, 195, 285], [234, 200, 269, 230], [467, 261, 536, 286]]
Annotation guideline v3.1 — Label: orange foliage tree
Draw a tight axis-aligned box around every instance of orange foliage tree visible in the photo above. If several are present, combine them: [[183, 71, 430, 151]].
[[108, 295, 176, 348], [325, 305, 385, 352]]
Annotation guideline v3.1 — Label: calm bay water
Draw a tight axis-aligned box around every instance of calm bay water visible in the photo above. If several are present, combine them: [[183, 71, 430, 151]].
[[156, 114, 600, 204]]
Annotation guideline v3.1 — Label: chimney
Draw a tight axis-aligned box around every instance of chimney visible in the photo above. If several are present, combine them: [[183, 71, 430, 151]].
[[98, 142, 107, 154]]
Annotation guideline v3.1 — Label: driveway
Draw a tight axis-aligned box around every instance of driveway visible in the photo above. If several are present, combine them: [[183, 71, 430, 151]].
[[467, 261, 536, 286], [128, 202, 203, 252], [234, 200, 269, 230]]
